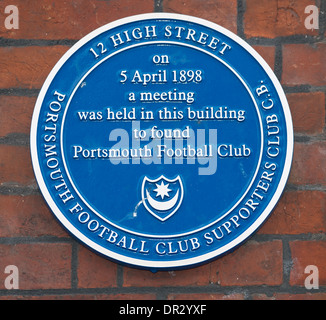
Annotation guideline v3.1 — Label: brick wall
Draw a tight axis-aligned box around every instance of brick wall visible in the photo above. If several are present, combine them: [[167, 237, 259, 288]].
[[0, 0, 325, 300]]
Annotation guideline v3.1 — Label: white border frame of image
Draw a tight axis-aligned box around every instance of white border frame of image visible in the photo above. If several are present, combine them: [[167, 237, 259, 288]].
[[30, 13, 294, 270]]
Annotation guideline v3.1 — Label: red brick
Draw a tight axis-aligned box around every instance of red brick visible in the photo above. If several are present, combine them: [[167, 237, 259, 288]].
[[163, 0, 238, 34], [123, 262, 218, 287], [0, 194, 67, 238], [0, 96, 36, 137], [0, 0, 154, 40], [0, 145, 35, 185], [259, 191, 326, 235], [214, 241, 283, 286], [77, 245, 118, 288], [167, 293, 244, 300], [252, 45, 275, 71], [288, 142, 326, 185], [0, 243, 71, 290], [289, 240, 326, 286], [286, 92, 325, 135], [0, 46, 70, 89], [1, 293, 157, 300], [282, 43, 326, 86], [100, 293, 157, 300], [253, 293, 326, 300], [244, 0, 319, 38]]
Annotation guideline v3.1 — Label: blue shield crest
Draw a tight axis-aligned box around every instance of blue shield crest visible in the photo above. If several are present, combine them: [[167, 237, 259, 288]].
[[141, 175, 184, 221]]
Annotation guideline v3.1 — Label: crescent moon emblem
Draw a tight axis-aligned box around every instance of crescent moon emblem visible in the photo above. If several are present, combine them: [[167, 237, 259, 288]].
[[146, 189, 180, 211]]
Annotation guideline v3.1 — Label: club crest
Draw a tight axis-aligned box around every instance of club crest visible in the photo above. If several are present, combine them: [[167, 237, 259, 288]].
[[141, 175, 184, 221]]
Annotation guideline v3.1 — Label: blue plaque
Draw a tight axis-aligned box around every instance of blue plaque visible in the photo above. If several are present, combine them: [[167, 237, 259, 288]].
[[31, 13, 293, 270]]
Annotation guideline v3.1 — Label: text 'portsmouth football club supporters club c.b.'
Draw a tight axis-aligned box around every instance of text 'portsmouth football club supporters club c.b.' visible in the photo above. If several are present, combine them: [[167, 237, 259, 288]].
[[30, 13, 293, 271]]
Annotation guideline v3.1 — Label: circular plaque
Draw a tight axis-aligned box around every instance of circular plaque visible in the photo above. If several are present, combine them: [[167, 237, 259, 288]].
[[31, 13, 293, 270]]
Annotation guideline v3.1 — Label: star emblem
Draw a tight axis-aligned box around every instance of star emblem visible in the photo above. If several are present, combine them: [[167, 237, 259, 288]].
[[153, 181, 172, 199]]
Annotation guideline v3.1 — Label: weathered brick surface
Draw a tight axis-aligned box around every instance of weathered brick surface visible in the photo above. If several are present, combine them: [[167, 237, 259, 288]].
[[259, 191, 326, 235], [0, 194, 67, 238], [167, 293, 245, 300], [213, 241, 283, 286], [0, 145, 35, 185], [163, 0, 238, 33], [0, 46, 70, 89], [0, 96, 37, 137], [0, 243, 72, 290], [253, 293, 326, 300], [289, 142, 326, 185], [286, 92, 325, 135], [123, 262, 218, 287], [0, 0, 154, 40], [77, 245, 118, 288], [282, 43, 326, 86], [0, 0, 325, 300], [0, 293, 157, 300], [244, 0, 319, 38], [289, 241, 326, 286], [252, 45, 275, 70]]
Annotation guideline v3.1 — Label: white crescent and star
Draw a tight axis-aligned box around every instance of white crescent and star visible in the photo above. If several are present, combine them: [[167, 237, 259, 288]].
[[146, 189, 180, 212]]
